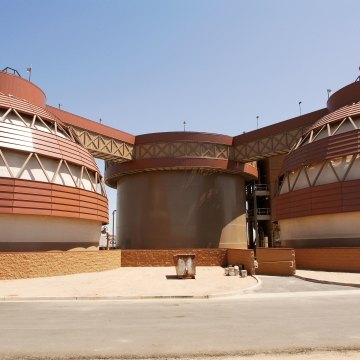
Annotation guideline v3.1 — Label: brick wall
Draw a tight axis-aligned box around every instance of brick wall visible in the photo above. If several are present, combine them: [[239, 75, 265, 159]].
[[0, 248, 235, 279], [256, 248, 296, 276], [0, 250, 122, 280], [0, 248, 306, 279], [295, 248, 360, 272], [226, 249, 255, 275], [121, 249, 227, 267]]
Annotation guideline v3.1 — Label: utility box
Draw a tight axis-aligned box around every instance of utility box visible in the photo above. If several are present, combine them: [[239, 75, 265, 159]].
[[173, 254, 196, 279]]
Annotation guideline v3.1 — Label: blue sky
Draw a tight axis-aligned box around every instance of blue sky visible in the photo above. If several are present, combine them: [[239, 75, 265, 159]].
[[2, 0, 360, 232]]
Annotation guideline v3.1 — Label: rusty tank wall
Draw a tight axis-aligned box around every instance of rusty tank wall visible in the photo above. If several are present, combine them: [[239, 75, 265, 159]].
[[116, 170, 247, 249]]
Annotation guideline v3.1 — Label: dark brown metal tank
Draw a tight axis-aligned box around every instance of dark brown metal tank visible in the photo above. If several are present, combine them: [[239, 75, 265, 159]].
[[104, 131, 258, 249], [116, 170, 247, 248]]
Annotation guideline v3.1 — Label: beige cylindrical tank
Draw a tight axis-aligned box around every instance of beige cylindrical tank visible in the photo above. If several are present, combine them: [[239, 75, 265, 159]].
[[0, 70, 108, 251], [275, 81, 360, 247]]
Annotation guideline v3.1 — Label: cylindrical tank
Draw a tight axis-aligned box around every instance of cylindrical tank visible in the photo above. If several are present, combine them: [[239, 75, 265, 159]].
[[105, 131, 258, 249], [0, 70, 108, 251], [275, 81, 360, 247], [116, 170, 247, 248]]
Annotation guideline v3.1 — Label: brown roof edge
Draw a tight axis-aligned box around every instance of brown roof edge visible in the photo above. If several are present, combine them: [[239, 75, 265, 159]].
[[233, 108, 328, 145], [46, 105, 135, 144], [135, 131, 233, 145]]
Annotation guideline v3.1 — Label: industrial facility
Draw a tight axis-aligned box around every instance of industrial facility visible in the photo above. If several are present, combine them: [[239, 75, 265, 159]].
[[1, 67, 360, 252]]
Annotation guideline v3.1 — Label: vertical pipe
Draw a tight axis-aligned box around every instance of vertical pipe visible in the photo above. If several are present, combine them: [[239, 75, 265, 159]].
[[112, 209, 117, 248]]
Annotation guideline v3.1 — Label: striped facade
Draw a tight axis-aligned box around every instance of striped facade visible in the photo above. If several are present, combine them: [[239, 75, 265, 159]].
[[1, 67, 360, 251], [0, 71, 108, 251]]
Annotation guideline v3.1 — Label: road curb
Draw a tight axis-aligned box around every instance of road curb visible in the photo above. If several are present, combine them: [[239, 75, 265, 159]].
[[0, 276, 261, 302], [294, 274, 360, 288], [207, 275, 262, 298], [0, 295, 209, 301]]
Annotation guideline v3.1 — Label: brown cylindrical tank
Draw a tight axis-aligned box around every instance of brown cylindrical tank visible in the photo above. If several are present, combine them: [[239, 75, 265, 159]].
[[116, 170, 248, 249], [105, 131, 257, 249]]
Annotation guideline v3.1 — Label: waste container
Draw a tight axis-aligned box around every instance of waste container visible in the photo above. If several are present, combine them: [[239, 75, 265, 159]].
[[240, 269, 248, 277], [173, 254, 196, 279]]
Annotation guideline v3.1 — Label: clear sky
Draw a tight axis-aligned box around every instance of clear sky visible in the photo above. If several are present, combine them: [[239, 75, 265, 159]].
[[2, 0, 360, 233]]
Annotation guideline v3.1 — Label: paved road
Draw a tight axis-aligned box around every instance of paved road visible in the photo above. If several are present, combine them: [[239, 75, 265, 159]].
[[0, 279, 359, 359], [254, 275, 358, 293]]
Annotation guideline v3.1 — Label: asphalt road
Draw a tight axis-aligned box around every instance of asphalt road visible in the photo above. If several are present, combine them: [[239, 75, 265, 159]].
[[254, 275, 358, 293], [0, 278, 359, 359]]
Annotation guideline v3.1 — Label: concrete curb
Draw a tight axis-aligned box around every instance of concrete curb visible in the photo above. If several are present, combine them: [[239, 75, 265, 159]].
[[0, 295, 208, 301], [0, 276, 261, 302], [207, 275, 262, 298], [294, 274, 360, 288]]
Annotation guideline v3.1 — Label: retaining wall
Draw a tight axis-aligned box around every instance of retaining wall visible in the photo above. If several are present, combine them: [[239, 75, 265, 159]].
[[4, 247, 347, 280], [121, 249, 227, 267], [295, 248, 360, 272], [256, 248, 296, 276], [226, 249, 255, 275], [0, 250, 121, 279]]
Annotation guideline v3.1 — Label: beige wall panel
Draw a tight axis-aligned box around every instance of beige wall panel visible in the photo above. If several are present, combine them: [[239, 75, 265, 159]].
[[334, 120, 355, 135], [117, 171, 247, 249], [219, 213, 248, 249], [24, 163, 46, 182], [316, 162, 338, 185], [307, 163, 322, 186], [0, 214, 102, 250], [5, 151, 29, 176], [280, 212, 360, 247], [331, 156, 352, 180], [346, 155, 360, 180], [288, 169, 299, 190], [34, 122, 51, 133], [293, 169, 309, 191], [58, 168, 76, 187], [313, 128, 328, 142], [80, 173, 92, 191], [36, 156, 57, 179]]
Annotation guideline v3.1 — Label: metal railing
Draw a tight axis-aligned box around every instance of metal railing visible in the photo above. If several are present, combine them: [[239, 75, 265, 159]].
[[246, 183, 269, 195], [256, 208, 271, 215], [254, 184, 269, 191], [247, 208, 271, 216], [2, 67, 21, 77]]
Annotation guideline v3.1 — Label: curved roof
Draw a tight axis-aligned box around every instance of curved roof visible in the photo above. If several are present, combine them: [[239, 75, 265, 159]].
[[135, 131, 233, 145], [0, 92, 64, 126], [309, 102, 360, 131], [0, 71, 46, 107], [327, 80, 360, 112]]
